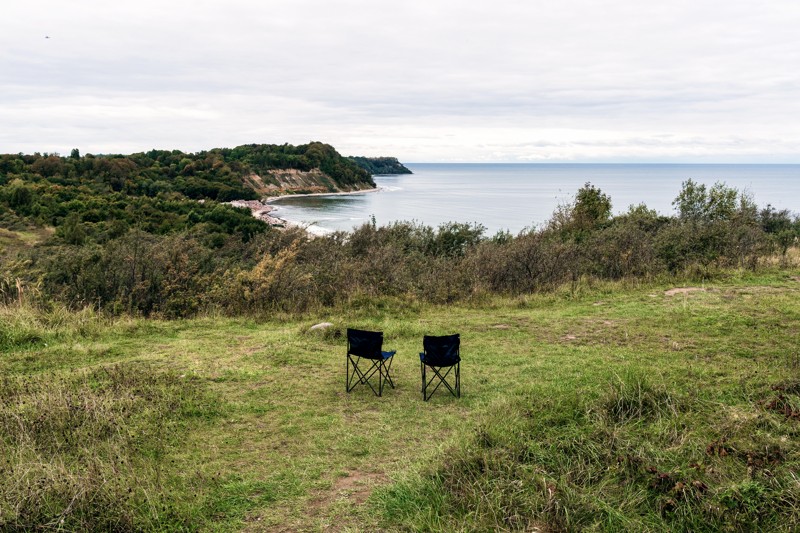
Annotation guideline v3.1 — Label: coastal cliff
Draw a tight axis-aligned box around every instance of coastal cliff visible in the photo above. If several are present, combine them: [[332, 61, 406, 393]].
[[223, 142, 376, 196], [243, 167, 376, 197]]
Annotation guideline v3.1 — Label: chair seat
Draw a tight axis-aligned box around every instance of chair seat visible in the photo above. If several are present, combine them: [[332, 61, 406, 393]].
[[382, 351, 396, 359]]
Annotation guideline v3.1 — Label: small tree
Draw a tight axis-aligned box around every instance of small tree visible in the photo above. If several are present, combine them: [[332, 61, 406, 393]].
[[673, 179, 740, 222], [573, 182, 612, 229], [57, 212, 87, 245], [550, 182, 612, 242], [7, 179, 33, 208]]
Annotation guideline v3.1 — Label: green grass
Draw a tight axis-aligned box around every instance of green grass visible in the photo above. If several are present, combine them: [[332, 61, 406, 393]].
[[2, 270, 800, 530]]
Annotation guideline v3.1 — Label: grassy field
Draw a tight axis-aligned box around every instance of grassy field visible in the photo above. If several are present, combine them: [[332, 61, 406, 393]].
[[2, 270, 800, 531]]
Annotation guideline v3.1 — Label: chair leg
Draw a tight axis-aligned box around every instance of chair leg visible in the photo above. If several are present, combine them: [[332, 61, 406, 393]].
[[346, 354, 352, 392], [346, 354, 360, 392], [422, 364, 460, 400], [383, 356, 395, 389], [422, 362, 428, 401], [347, 355, 376, 393], [456, 361, 460, 398], [347, 355, 395, 397]]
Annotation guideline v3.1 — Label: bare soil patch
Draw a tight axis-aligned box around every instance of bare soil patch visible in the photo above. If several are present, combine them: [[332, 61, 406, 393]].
[[665, 287, 706, 296], [329, 471, 388, 505], [295, 470, 389, 531]]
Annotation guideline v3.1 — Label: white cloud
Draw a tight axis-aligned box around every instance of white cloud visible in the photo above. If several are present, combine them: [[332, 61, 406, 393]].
[[2, 0, 800, 161]]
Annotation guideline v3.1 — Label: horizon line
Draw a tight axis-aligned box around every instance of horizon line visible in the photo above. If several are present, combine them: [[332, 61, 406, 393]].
[[403, 161, 800, 165]]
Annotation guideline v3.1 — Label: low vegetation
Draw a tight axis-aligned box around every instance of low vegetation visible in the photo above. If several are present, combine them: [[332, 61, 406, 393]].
[[1, 362, 219, 530], [1, 271, 799, 530], [2, 174, 798, 318]]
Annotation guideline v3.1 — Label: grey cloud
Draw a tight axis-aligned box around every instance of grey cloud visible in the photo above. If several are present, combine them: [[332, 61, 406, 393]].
[[2, 0, 800, 160]]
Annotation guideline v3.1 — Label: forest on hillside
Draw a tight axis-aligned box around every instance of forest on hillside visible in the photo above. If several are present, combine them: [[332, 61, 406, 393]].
[[348, 156, 412, 175], [0, 142, 374, 245]]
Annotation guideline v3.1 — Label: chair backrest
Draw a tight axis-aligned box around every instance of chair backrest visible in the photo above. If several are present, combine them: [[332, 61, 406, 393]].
[[422, 334, 460, 366], [347, 328, 384, 360]]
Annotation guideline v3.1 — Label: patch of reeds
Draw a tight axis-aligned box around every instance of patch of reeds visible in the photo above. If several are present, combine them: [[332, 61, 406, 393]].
[[0, 302, 102, 351]]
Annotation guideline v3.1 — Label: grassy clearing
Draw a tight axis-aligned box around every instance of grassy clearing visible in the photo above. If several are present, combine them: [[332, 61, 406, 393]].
[[2, 270, 800, 530]]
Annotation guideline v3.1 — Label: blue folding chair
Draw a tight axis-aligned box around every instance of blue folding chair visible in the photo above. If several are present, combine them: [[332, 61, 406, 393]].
[[420, 334, 461, 401], [346, 328, 396, 396]]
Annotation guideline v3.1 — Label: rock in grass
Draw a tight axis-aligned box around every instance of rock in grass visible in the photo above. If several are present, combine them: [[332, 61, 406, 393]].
[[308, 322, 341, 340]]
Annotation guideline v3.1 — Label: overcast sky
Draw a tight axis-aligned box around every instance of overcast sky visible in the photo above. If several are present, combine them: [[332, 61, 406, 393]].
[[3, 0, 800, 162]]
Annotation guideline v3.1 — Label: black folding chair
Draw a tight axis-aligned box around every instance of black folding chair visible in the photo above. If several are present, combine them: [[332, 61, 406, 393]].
[[346, 328, 396, 396], [420, 334, 461, 401]]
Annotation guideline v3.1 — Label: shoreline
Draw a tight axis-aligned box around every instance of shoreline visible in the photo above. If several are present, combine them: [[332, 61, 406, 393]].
[[229, 186, 382, 235], [264, 186, 380, 205]]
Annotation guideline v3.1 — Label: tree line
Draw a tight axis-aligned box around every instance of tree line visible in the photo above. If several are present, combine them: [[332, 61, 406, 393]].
[[347, 156, 412, 175]]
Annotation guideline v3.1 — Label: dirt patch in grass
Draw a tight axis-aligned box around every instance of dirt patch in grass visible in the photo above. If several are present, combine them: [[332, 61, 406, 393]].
[[285, 470, 390, 530], [243, 346, 263, 355], [665, 287, 706, 296], [552, 319, 648, 348], [329, 470, 389, 505]]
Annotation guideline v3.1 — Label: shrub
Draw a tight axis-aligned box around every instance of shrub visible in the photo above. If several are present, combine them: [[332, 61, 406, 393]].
[[9, 180, 797, 317]]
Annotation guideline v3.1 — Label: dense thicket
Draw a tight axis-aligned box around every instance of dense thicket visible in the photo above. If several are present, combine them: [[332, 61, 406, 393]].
[[348, 156, 412, 175], [3, 177, 798, 317]]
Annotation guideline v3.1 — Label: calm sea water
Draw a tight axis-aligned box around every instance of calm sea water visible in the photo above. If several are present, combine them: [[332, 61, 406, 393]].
[[269, 164, 800, 236]]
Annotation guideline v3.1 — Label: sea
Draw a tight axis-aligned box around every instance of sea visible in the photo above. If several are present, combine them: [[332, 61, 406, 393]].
[[268, 164, 800, 236]]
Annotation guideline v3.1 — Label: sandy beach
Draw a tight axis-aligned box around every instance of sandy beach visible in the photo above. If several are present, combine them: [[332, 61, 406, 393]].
[[226, 200, 285, 226], [265, 187, 379, 205], [229, 187, 381, 235]]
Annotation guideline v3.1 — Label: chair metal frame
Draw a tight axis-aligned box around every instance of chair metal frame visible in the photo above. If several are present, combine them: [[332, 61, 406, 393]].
[[420, 334, 461, 401], [346, 328, 396, 397]]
